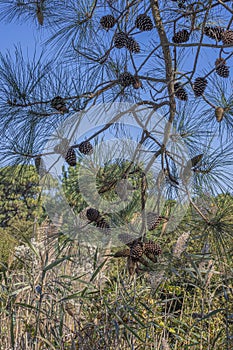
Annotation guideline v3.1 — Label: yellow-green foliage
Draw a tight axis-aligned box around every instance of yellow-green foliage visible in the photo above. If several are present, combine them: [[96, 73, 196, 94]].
[[0, 229, 17, 263], [0, 165, 42, 264]]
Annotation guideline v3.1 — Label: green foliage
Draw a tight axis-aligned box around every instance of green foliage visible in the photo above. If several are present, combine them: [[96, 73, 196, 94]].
[[0, 165, 41, 226], [0, 165, 42, 264], [62, 163, 86, 213], [62, 159, 144, 221], [0, 230, 17, 263]]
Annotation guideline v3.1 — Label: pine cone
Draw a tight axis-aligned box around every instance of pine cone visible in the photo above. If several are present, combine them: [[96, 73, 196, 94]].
[[172, 29, 190, 43], [79, 141, 93, 155], [130, 242, 144, 260], [86, 208, 100, 222], [51, 96, 69, 113], [171, 0, 186, 8], [215, 107, 224, 122], [147, 212, 165, 231], [96, 218, 110, 232], [215, 58, 229, 78], [135, 14, 153, 31], [125, 37, 140, 53], [193, 77, 207, 97], [204, 26, 224, 41], [182, 164, 192, 185], [114, 32, 127, 48], [65, 147, 76, 166], [189, 154, 203, 167], [174, 82, 188, 101], [100, 15, 115, 30], [35, 157, 42, 174], [144, 241, 161, 263], [177, 0, 186, 9], [221, 30, 233, 45], [144, 241, 162, 256], [35, 157, 46, 177], [119, 72, 135, 87]]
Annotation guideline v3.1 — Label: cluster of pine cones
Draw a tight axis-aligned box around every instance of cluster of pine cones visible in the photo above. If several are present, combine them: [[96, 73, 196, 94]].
[[85, 207, 110, 232], [172, 25, 231, 102], [172, 25, 233, 45], [100, 13, 153, 32], [174, 59, 229, 102], [118, 232, 162, 259], [79, 206, 165, 275], [114, 232, 162, 275], [52, 136, 93, 167], [99, 13, 154, 56], [174, 77, 208, 102], [100, 212, 166, 275], [118, 72, 142, 89]]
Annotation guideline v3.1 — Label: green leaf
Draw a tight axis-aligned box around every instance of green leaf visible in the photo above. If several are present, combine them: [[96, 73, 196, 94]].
[[201, 308, 225, 319], [21, 234, 40, 259], [90, 259, 107, 282], [15, 303, 48, 316], [117, 313, 144, 342], [43, 255, 72, 272]]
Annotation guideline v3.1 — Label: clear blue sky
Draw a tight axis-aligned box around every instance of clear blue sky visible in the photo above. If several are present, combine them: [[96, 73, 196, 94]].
[[0, 22, 43, 54]]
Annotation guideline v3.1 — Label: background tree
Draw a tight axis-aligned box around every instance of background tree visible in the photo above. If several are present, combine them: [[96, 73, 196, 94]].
[[0, 165, 43, 264]]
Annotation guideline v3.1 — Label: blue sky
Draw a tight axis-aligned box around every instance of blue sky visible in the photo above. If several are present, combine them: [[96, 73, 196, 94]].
[[0, 10, 232, 195], [0, 22, 42, 54]]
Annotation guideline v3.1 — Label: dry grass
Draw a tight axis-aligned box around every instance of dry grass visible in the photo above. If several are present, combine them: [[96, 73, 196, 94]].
[[0, 222, 233, 350]]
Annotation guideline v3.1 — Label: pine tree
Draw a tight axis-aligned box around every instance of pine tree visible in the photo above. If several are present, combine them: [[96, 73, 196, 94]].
[[0, 1, 233, 348]]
